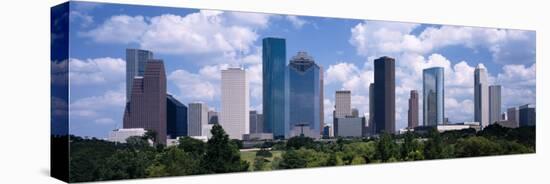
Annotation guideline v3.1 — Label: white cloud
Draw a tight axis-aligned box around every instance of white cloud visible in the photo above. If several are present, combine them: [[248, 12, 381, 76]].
[[68, 57, 125, 85], [71, 89, 125, 110], [168, 69, 217, 101], [80, 15, 147, 44], [497, 63, 536, 86], [70, 11, 94, 28], [286, 15, 307, 29], [95, 118, 116, 125]]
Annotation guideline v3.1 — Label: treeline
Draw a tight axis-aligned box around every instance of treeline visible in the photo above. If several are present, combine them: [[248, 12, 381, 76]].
[[66, 124, 248, 182], [60, 124, 534, 182], [265, 124, 535, 170]]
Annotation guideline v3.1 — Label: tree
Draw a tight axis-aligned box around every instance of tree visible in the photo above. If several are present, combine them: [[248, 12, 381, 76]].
[[177, 136, 206, 156], [401, 132, 422, 161], [278, 149, 307, 169], [146, 147, 199, 177], [424, 129, 444, 159], [256, 148, 273, 157], [375, 133, 399, 162], [144, 129, 158, 145], [126, 136, 151, 150], [286, 136, 314, 150], [201, 124, 248, 173], [455, 136, 503, 157], [253, 156, 268, 171]]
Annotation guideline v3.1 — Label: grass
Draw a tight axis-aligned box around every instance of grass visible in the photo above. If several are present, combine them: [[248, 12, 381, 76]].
[[240, 150, 283, 171]]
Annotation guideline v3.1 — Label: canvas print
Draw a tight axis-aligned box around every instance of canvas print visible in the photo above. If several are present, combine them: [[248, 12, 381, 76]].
[[51, 1, 536, 183]]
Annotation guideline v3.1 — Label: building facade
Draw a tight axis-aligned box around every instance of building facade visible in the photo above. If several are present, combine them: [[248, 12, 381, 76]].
[[408, 90, 419, 129], [188, 103, 208, 136], [489, 85, 502, 124], [372, 56, 396, 134], [474, 65, 489, 128], [286, 51, 322, 139], [108, 128, 148, 143], [519, 104, 536, 127], [221, 68, 250, 140], [166, 94, 187, 139], [207, 110, 218, 124], [507, 107, 519, 127], [334, 117, 365, 137], [249, 110, 264, 134], [123, 59, 167, 144], [125, 49, 153, 102], [262, 37, 287, 138], [423, 67, 444, 126], [335, 90, 352, 118]]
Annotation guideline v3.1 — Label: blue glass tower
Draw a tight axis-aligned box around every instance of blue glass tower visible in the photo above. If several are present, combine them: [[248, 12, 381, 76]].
[[286, 52, 322, 138], [262, 38, 287, 139], [167, 94, 188, 138], [423, 67, 444, 126]]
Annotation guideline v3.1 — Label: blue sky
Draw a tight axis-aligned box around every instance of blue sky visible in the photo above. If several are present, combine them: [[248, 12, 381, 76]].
[[65, 1, 536, 138]]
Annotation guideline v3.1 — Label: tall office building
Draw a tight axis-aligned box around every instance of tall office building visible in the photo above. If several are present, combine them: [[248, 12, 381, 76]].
[[474, 65, 489, 128], [319, 67, 324, 135], [408, 90, 419, 129], [423, 67, 444, 126], [207, 111, 219, 124], [519, 104, 536, 127], [221, 68, 250, 140], [262, 37, 286, 138], [335, 90, 352, 118], [188, 103, 208, 136], [287, 51, 322, 138], [249, 111, 264, 134], [507, 107, 519, 126], [166, 94, 187, 139], [126, 49, 153, 102], [123, 59, 167, 144], [351, 108, 359, 118], [369, 83, 374, 131], [489, 85, 502, 124], [372, 56, 395, 134]]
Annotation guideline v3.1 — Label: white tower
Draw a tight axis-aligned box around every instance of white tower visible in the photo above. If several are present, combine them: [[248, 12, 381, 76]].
[[221, 68, 250, 140]]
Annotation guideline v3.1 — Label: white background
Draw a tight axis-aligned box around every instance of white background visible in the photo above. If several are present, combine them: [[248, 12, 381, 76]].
[[0, 0, 547, 183]]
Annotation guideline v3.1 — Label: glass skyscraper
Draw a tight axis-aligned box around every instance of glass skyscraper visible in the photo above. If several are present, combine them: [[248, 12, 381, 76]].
[[287, 51, 322, 138], [373, 56, 395, 134], [126, 49, 153, 102], [262, 37, 286, 139], [423, 67, 444, 126], [167, 94, 187, 139]]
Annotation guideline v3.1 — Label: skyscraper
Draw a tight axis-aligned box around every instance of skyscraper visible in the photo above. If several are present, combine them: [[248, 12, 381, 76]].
[[373, 56, 395, 134], [335, 90, 352, 118], [507, 107, 519, 127], [207, 110, 219, 124], [489, 85, 502, 124], [519, 104, 536, 127], [287, 51, 322, 138], [188, 103, 208, 136], [474, 65, 489, 128], [123, 59, 167, 144], [319, 67, 324, 135], [351, 108, 359, 118], [126, 49, 153, 102], [369, 83, 374, 131], [249, 111, 264, 134], [262, 37, 286, 138], [167, 94, 187, 139], [221, 68, 250, 140], [408, 90, 419, 129], [423, 67, 444, 126]]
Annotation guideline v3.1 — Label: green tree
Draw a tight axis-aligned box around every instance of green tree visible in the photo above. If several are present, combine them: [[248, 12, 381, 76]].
[[455, 136, 503, 157], [375, 133, 399, 162], [286, 136, 314, 150], [202, 124, 248, 173], [424, 129, 444, 159], [253, 156, 268, 171], [256, 148, 273, 157], [146, 147, 200, 177], [177, 136, 206, 156], [144, 129, 158, 145], [401, 131, 421, 160]]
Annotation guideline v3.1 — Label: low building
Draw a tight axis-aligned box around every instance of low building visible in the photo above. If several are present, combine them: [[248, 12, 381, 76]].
[[519, 104, 536, 127], [495, 120, 519, 128], [242, 133, 273, 140], [436, 124, 472, 132], [108, 128, 147, 143], [202, 124, 213, 139], [334, 117, 365, 137], [322, 125, 333, 138], [189, 136, 208, 142]]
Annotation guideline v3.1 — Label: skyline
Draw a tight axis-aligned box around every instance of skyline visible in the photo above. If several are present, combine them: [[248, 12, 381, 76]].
[[65, 1, 536, 138]]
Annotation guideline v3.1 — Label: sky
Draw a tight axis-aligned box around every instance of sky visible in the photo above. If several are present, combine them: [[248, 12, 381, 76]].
[[64, 1, 536, 138]]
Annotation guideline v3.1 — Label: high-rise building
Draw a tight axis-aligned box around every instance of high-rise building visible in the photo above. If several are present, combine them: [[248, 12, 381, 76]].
[[221, 68, 250, 140], [188, 103, 208, 136], [507, 107, 519, 126], [351, 108, 359, 118], [322, 125, 333, 138], [335, 90, 352, 118], [287, 51, 322, 138], [319, 67, 324, 135], [207, 111, 219, 124], [249, 111, 264, 134], [423, 67, 444, 126], [408, 90, 419, 129], [519, 104, 536, 127], [166, 94, 187, 139], [125, 49, 153, 102], [489, 85, 502, 124], [334, 117, 365, 137], [262, 37, 286, 138], [369, 83, 374, 131], [123, 59, 167, 144], [474, 65, 489, 128], [372, 56, 395, 134]]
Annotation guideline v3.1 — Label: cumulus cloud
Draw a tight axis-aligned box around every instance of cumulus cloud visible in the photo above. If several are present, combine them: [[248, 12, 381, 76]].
[[68, 57, 125, 85], [168, 69, 217, 101], [286, 15, 307, 29], [70, 11, 94, 28], [80, 15, 148, 44], [70, 88, 125, 125]]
